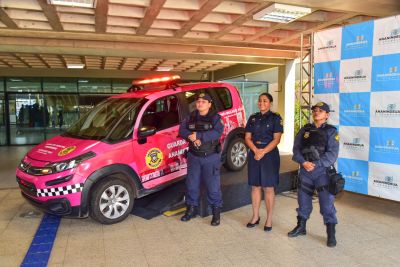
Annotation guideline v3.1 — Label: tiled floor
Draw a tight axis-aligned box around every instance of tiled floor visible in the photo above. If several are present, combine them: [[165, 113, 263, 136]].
[[1, 146, 400, 266], [1, 188, 400, 267]]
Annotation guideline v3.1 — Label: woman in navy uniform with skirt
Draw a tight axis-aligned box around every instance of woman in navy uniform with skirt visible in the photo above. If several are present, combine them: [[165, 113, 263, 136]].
[[245, 93, 283, 231]]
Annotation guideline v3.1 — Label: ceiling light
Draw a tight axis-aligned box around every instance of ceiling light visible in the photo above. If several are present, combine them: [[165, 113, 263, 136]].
[[48, 0, 97, 8], [253, 3, 312, 23], [156, 66, 173, 72], [67, 63, 85, 69]]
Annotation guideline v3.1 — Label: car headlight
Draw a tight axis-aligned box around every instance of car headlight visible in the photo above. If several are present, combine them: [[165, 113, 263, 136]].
[[20, 152, 96, 176], [46, 152, 96, 174]]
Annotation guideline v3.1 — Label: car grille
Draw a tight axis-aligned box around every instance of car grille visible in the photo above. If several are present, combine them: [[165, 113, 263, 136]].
[[16, 176, 37, 197]]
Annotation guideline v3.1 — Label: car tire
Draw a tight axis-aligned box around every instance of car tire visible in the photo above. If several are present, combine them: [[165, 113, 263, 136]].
[[223, 137, 248, 171], [90, 177, 135, 224]]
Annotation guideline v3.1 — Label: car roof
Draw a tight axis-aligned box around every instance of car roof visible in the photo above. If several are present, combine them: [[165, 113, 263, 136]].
[[110, 82, 233, 99]]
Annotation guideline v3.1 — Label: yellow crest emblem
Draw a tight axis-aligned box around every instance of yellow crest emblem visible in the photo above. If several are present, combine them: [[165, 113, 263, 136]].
[[335, 134, 340, 141], [199, 93, 205, 97], [316, 102, 324, 107], [58, 146, 76, 157], [280, 119, 283, 126], [304, 132, 310, 139], [145, 148, 163, 169]]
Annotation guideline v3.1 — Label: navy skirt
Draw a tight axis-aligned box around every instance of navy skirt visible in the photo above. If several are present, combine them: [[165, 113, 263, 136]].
[[248, 148, 280, 187]]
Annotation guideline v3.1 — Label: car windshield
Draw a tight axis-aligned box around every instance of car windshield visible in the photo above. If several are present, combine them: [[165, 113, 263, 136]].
[[65, 98, 143, 140]]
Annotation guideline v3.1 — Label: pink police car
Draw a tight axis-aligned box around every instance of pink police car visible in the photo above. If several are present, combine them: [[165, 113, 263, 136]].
[[16, 75, 248, 224]]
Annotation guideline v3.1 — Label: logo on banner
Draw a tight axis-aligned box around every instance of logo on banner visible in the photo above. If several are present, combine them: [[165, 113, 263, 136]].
[[373, 175, 399, 189], [345, 35, 368, 49], [344, 104, 365, 116], [343, 171, 363, 181], [373, 139, 399, 153], [376, 66, 400, 81], [318, 39, 337, 51], [375, 103, 400, 116], [344, 137, 365, 150], [343, 69, 367, 83], [378, 28, 400, 44], [317, 72, 335, 88]]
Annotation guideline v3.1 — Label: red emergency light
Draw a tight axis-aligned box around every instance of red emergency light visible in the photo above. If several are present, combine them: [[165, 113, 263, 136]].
[[133, 75, 181, 85]]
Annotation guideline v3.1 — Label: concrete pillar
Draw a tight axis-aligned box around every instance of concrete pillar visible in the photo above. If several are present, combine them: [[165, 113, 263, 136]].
[[277, 60, 296, 153]]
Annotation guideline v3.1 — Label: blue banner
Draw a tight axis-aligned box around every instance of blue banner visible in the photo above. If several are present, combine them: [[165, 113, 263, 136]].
[[314, 61, 340, 94], [338, 158, 369, 194], [371, 53, 400, 91], [369, 127, 400, 164], [342, 21, 374, 59], [339, 92, 370, 126]]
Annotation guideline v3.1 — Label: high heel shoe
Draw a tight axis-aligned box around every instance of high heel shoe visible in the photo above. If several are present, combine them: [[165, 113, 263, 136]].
[[246, 217, 260, 228], [264, 223, 272, 232]]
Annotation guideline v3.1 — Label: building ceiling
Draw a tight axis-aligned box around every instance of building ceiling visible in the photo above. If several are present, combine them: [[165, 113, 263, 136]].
[[0, 0, 399, 76]]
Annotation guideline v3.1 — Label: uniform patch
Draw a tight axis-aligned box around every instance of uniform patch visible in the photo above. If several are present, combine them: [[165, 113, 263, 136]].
[[304, 132, 310, 139], [280, 119, 283, 126], [145, 148, 163, 169], [335, 134, 340, 141], [58, 146, 76, 157]]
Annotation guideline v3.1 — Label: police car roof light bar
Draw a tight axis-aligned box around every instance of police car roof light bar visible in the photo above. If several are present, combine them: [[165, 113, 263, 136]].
[[133, 75, 181, 85]]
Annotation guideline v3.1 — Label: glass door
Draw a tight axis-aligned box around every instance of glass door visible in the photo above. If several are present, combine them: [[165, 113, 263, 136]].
[[0, 94, 5, 145], [7, 93, 45, 145], [44, 94, 79, 140]]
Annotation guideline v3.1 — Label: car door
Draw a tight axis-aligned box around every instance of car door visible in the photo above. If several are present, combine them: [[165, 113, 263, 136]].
[[133, 94, 187, 189]]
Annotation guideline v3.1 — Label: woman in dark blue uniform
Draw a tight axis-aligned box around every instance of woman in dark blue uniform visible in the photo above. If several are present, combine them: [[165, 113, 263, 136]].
[[245, 93, 283, 231]]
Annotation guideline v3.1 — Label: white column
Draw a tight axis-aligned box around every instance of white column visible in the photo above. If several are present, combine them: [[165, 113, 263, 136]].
[[279, 59, 296, 153]]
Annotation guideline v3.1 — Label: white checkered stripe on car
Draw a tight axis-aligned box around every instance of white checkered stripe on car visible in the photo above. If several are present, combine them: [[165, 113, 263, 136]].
[[37, 183, 84, 197]]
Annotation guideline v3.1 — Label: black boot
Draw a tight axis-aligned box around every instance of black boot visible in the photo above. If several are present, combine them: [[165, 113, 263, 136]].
[[181, 205, 197, 222], [288, 216, 307, 237], [211, 206, 220, 226], [326, 223, 337, 247]]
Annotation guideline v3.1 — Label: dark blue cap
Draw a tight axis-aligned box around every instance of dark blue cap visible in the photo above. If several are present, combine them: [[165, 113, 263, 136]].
[[196, 93, 212, 102], [311, 102, 330, 112]]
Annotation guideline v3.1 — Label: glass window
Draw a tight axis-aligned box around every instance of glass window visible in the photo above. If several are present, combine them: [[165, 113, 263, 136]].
[[108, 103, 143, 142], [207, 87, 232, 111], [228, 82, 268, 117], [0, 93, 5, 145], [44, 94, 79, 140], [43, 78, 78, 93], [8, 93, 46, 145], [112, 79, 132, 93], [140, 95, 179, 131], [0, 77, 4, 92], [78, 78, 112, 93], [6, 78, 41, 92], [66, 98, 142, 140]]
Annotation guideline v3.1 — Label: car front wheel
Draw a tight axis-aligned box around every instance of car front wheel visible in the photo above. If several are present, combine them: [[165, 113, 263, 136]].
[[90, 178, 134, 224]]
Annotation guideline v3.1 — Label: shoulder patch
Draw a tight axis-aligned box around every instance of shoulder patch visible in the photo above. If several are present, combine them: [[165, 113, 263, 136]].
[[335, 134, 340, 141]]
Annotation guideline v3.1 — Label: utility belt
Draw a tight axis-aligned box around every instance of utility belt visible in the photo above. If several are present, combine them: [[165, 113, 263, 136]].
[[189, 150, 218, 157], [188, 141, 221, 157], [299, 166, 345, 196]]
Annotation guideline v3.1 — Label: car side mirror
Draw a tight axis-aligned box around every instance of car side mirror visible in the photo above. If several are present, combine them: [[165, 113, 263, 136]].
[[138, 126, 156, 138]]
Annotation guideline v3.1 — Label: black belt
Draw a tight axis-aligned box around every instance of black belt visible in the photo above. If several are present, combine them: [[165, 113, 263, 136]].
[[189, 150, 216, 157]]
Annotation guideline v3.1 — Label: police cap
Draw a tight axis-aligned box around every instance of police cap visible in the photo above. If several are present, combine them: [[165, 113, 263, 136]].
[[311, 102, 330, 113], [196, 93, 213, 102]]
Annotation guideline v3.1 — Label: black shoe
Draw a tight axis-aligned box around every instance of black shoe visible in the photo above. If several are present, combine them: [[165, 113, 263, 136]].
[[288, 216, 307, 237], [264, 225, 272, 232], [211, 206, 220, 226], [327, 223, 337, 247], [181, 205, 198, 222], [246, 217, 260, 228]]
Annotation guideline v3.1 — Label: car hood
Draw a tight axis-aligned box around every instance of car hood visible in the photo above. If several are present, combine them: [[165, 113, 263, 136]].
[[27, 135, 101, 163]]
